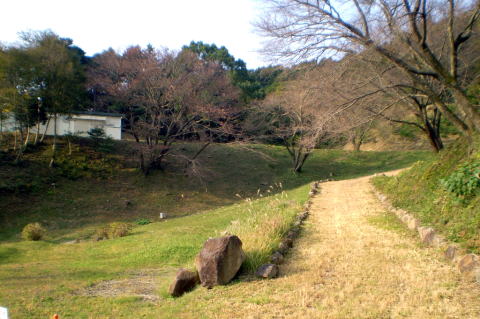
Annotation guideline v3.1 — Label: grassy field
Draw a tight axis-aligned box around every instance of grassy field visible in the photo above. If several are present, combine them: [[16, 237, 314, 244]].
[[372, 135, 480, 253], [0, 140, 433, 318]]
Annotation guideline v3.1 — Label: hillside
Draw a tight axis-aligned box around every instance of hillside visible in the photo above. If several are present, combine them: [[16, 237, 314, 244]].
[[373, 135, 480, 253], [0, 139, 432, 318]]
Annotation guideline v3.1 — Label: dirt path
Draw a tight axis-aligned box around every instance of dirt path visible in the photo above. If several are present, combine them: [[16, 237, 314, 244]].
[[192, 173, 480, 318]]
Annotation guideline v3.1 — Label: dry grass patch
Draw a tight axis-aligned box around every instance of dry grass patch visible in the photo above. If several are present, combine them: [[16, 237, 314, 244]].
[[81, 270, 161, 302], [174, 175, 480, 319]]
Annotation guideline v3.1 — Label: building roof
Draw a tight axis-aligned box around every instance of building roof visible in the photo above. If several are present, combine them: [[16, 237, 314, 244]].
[[70, 111, 123, 118]]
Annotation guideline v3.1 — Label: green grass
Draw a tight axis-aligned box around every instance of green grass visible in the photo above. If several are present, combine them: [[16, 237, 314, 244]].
[[372, 135, 480, 253], [366, 210, 417, 240], [0, 140, 432, 318], [0, 141, 432, 242]]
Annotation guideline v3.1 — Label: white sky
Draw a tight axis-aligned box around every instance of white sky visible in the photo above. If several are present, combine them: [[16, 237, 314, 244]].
[[0, 0, 269, 69]]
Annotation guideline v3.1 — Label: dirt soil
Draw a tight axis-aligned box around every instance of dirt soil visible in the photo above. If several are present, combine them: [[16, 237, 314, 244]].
[[193, 172, 480, 318]]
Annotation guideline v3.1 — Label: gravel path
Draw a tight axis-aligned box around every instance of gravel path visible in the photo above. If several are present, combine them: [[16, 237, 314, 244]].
[[194, 173, 480, 318]]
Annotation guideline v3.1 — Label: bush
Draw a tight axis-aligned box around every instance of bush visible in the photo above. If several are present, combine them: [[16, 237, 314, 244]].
[[135, 218, 151, 225], [56, 155, 117, 180], [21, 223, 46, 241], [88, 128, 115, 153], [107, 222, 132, 238], [93, 222, 132, 240], [93, 227, 108, 241], [441, 161, 480, 200]]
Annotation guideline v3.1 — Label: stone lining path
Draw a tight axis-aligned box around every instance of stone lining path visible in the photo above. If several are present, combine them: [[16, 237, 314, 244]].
[[189, 172, 480, 318]]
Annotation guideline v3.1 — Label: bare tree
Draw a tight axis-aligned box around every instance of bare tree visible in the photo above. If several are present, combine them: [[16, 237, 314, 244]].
[[332, 54, 447, 151], [257, 0, 480, 136], [249, 67, 339, 172]]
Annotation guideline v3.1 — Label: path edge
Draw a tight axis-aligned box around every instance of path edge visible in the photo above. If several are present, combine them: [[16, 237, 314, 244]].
[[372, 180, 480, 283]]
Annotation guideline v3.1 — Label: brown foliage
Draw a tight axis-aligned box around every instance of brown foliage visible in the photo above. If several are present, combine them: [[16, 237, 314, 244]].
[[88, 47, 240, 175]]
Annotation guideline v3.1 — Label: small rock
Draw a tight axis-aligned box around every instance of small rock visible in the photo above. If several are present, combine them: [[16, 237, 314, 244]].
[[255, 263, 279, 279], [474, 268, 480, 284], [406, 216, 419, 231], [293, 220, 302, 228], [270, 251, 284, 264], [63, 239, 80, 244], [290, 225, 301, 234], [418, 226, 436, 245], [282, 238, 293, 248], [298, 211, 309, 220], [168, 268, 199, 297], [431, 234, 445, 247], [444, 245, 458, 261], [458, 254, 480, 274], [278, 241, 290, 253], [395, 210, 406, 220], [400, 214, 410, 224], [287, 230, 298, 239]]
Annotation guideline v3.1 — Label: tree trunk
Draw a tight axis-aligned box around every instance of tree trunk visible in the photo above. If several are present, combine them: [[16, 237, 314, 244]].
[[34, 121, 40, 145], [40, 117, 51, 143], [451, 87, 480, 132], [34, 103, 41, 145], [293, 149, 310, 173], [353, 138, 362, 152], [0, 113, 3, 142], [13, 129, 17, 151], [67, 136, 72, 155], [422, 109, 444, 153], [24, 127, 30, 147], [49, 113, 57, 168], [425, 127, 443, 152]]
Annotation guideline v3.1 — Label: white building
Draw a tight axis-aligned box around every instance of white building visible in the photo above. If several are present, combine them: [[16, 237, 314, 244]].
[[2, 111, 123, 140]]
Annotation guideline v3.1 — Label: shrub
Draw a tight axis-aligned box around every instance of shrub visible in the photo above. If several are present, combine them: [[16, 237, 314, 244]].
[[107, 222, 132, 238], [21, 223, 46, 241], [94, 222, 132, 240], [441, 161, 480, 200], [135, 218, 151, 225], [93, 227, 109, 241], [88, 128, 115, 153], [56, 155, 116, 180]]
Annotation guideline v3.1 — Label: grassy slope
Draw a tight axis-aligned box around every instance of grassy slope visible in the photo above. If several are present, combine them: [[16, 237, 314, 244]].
[[0, 141, 432, 318], [373, 136, 480, 253]]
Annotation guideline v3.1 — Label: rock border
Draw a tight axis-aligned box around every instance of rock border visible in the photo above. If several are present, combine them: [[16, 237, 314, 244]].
[[257, 181, 321, 278], [373, 188, 480, 283]]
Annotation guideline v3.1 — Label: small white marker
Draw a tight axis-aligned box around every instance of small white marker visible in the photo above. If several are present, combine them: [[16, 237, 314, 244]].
[[0, 307, 8, 319]]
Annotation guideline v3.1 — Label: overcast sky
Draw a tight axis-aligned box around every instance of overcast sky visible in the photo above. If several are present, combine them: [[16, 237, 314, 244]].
[[0, 0, 269, 69]]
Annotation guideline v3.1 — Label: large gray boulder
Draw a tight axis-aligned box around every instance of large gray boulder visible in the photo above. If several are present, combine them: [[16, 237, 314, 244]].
[[195, 235, 245, 288], [168, 268, 199, 297]]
